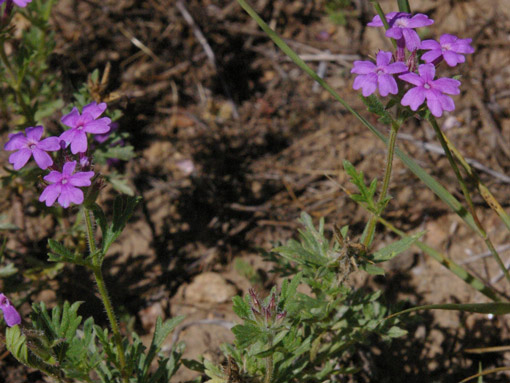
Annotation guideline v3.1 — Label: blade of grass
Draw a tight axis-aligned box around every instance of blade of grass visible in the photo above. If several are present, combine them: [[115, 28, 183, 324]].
[[235, 0, 481, 235], [459, 367, 510, 383], [386, 302, 510, 320], [377, 216, 501, 302]]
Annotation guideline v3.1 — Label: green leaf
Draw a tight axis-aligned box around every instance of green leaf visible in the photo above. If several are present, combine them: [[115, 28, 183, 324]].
[[48, 239, 90, 266], [101, 196, 141, 254], [232, 295, 252, 320], [372, 231, 424, 262], [232, 324, 262, 348], [361, 95, 392, 125], [359, 263, 385, 275], [386, 326, 408, 338], [0, 263, 18, 278]]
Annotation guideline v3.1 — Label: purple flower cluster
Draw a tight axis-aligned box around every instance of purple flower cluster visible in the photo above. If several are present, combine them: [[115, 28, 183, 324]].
[[3, 102, 113, 208], [351, 11, 474, 117]]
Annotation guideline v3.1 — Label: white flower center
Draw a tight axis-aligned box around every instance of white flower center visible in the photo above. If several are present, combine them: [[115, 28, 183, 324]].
[[375, 67, 385, 75], [61, 178, 68, 185], [394, 18, 409, 28], [423, 83, 431, 89], [442, 43, 452, 51]]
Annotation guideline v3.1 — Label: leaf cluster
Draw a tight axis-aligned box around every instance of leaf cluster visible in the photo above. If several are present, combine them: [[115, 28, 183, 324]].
[[199, 214, 413, 382]]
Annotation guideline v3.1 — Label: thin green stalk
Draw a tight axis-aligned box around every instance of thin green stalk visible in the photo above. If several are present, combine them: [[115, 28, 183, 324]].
[[440, 132, 510, 233], [264, 335, 274, 383], [369, 1, 397, 48], [363, 121, 400, 248], [428, 116, 510, 285], [377, 216, 502, 302], [83, 209, 128, 383]]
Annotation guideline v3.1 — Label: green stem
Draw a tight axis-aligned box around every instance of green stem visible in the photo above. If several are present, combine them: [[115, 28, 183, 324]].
[[428, 116, 510, 285], [440, 132, 510, 233], [369, 1, 397, 48], [363, 121, 400, 248], [83, 209, 128, 383], [264, 335, 274, 383]]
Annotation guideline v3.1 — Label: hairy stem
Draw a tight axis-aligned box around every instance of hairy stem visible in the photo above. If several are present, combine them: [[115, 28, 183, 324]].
[[428, 117, 510, 285], [83, 209, 128, 383], [363, 121, 400, 248], [264, 335, 274, 383]]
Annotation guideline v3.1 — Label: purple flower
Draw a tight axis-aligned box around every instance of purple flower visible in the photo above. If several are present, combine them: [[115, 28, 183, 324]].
[[421, 34, 475, 67], [0, 293, 21, 327], [368, 12, 434, 51], [399, 63, 461, 117], [351, 51, 408, 97], [0, 0, 32, 7], [60, 102, 111, 154], [39, 161, 94, 208], [3, 126, 60, 170]]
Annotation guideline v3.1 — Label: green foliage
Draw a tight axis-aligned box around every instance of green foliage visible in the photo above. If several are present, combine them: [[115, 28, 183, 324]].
[[201, 214, 409, 382], [325, 0, 352, 25], [361, 95, 393, 125], [90, 195, 142, 256]]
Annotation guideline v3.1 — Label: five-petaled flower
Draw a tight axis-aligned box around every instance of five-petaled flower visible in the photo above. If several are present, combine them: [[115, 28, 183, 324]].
[[368, 12, 434, 52], [421, 34, 475, 67], [351, 51, 408, 97], [60, 102, 111, 154], [399, 63, 461, 117], [0, 293, 21, 327], [39, 161, 94, 208], [3, 126, 60, 170]]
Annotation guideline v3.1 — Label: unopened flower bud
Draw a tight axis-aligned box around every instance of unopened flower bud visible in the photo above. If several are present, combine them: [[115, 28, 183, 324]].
[[0, 293, 21, 327]]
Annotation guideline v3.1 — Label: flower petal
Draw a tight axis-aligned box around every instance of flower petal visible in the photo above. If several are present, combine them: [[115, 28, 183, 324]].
[[439, 34, 457, 45], [25, 126, 43, 141], [452, 38, 474, 54], [443, 51, 464, 67], [60, 129, 78, 145], [378, 74, 398, 97], [44, 170, 63, 183], [82, 102, 107, 120], [432, 78, 461, 95], [32, 148, 53, 170], [438, 93, 455, 112], [399, 72, 424, 86], [406, 13, 434, 28], [58, 185, 83, 208], [4, 132, 27, 151], [421, 50, 442, 64], [39, 184, 61, 207], [70, 132, 88, 154], [418, 63, 436, 82], [62, 161, 77, 176], [69, 171, 94, 187], [420, 39, 441, 50], [351, 61, 376, 74], [61, 108, 81, 128], [83, 117, 111, 134], [367, 12, 401, 27], [37, 136, 61, 151], [354, 73, 377, 97], [376, 51, 393, 67], [9, 149, 32, 170], [386, 27, 403, 40], [425, 89, 443, 117], [401, 87, 425, 111], [402, 28, 421, 51], [386, 62, 408, 74]]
